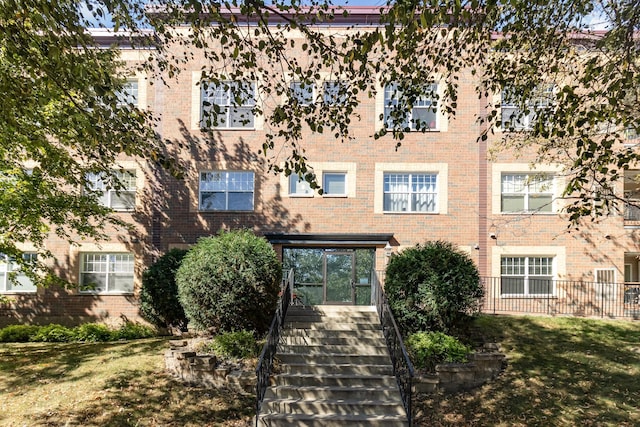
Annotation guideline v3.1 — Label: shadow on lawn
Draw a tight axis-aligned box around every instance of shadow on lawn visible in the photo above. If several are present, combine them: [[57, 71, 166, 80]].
[[414, 316, 640, 427], [0, 338, 253, 426]]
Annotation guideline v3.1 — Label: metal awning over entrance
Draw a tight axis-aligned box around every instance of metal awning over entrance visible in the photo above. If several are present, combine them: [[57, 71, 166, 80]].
[[265, 233, 394, 246]]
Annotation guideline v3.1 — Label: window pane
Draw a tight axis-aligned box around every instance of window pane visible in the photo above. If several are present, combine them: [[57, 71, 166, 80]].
[[111, 191, 136, 210], [502, 195, 525, 212], [384, 193, 409, 212], [323, 173, 346, 195], [501, 277, 525, 294], [529, 278, 553, 294], [528, 194, 553, 212], [117, 80, 138, 106], [109, 273, 134, 293], [411, 107, 437, 130], [502, 174, 526, 193], [81, 273, 107, 292], [201, 192, 225, 210], [290, 81, 314, 105], [290, 173, 312, 195], [228, 192, 253, 210], [323, 81, 347, 105], [283, 248, 323, 284]]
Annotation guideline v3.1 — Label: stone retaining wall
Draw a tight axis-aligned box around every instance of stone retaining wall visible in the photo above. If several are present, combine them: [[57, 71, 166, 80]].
[[164, 339, 256, 395], [413, 345, 506, 394]]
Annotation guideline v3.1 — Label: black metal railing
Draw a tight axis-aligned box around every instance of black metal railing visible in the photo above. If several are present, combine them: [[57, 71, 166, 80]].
[[481, 277, 640, 319], [374, 271, 415, 426], [255, 269, 293, 425]]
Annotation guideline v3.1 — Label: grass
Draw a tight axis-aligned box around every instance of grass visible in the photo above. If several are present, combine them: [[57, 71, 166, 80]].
[[0, 316, 638, 426], [0, 338, 253, 426], [414, 315, 640, 426]]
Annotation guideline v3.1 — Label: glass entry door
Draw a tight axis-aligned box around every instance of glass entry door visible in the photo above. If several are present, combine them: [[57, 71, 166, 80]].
[[283, 247, 375, 305], [325, 252, 355, 304]]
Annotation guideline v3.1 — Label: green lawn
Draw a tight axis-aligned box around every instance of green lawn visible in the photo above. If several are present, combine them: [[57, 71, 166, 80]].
[[0, 338, 253, 426], [415, 315, 640, 426], [0, 316, 638, 426]]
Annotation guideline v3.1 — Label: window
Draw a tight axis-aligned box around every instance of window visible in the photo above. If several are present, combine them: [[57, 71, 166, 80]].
[[384, 83, 438, 131], [383, 173, 437, 212], [117, 79, 139, 107], [80, 253, 134, 293], [323, 172, 346, 196], [323, 81, 348, 105], [199, 171, 254, 211], [501, 85, 554, 131], [290, 81, 314, 105], [0, 253, 37, 293], [201, 81, 255, 129], [289, 173, 313, 196], [501, 256, 554, 296], [501, 173, 553, 213], [86, 170, 136, 211]]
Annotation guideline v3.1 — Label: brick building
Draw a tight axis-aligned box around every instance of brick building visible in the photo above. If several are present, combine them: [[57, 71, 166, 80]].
[[1, 7, 639, 326]]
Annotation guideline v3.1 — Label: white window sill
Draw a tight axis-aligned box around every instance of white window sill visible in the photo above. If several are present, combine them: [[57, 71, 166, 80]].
[[199, 209, 254, 213], [79, 291, 134, 295], [500, 211, 556, 215], [500, 294, 557, 299], [289, 194, 314, 198], [0, 291, 37, 294], [322, 194, 348, 198], [382, 211, 439, 215]]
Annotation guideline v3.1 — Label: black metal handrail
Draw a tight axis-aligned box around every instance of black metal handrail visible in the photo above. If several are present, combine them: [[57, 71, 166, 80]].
[[255, 269, 293, 426], [374, 273, 415, 426]]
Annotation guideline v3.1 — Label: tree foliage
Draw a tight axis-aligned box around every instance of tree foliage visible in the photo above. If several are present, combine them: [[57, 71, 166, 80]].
[[175, 229, 281, 334], [385, 241, 483, 333]]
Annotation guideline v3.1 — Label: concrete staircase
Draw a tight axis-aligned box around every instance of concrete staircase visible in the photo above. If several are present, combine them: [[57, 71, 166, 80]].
[[256, 305, 408, 427]]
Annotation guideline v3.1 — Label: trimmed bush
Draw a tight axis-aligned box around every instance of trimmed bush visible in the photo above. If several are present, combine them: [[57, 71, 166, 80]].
[[113, 321, 156, 340], [406, 331, 472, 371], [176, 229, 281, 334], [30, 324, 75, 342], [204, 330, 258, 359], [139, 248, 189, 330], [385, 240, 483, 333], [0, 324, 40, 342], [74, 323, 114, 342]]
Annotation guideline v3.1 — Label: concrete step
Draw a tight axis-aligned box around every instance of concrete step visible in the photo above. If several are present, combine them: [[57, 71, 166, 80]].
[[277, 352, 392, 365], [256, 413, 408, 427], [280, 335, 386, 346], [278, 344, 389, 355], [271, 373, 398, 387], [264, 385, 403, 401], [261, 398, 406, 416], [284, 321, 382, 330], [281, 328, 385, 339], [276, 363, 394, 376], [284, 312, 380, 322]]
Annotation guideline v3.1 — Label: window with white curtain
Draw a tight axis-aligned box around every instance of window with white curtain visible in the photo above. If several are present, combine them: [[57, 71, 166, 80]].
[[383, 83, 439, 131], [501, 173, 553, 213], [85, 170, 137, 211], [501, 256, 554, 296], [0, 253, 37, 293], [80, 253, 134, 293], [383, 173, 437, 212]]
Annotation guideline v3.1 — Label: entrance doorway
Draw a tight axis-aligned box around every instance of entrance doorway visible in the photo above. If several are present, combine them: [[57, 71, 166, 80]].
[[283, 248, 375, 305]]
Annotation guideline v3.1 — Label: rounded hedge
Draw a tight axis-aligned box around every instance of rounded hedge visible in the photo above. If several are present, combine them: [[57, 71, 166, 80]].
[[175, 229, 281, 334], [139, 248, 189, 330], [385, 240, 483, 333]]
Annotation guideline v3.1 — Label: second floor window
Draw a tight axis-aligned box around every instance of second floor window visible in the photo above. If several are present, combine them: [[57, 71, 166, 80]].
[[501, 85, 554, 131], [116, 79, 139, 107], [201, 81, 256, 129], [86, 170, 137, 211], [200, 171, 254, 211], [323, 172, 347, 196], [289, 173, 313, 196], [501, 173, 553, 213], [323, 81, 349, 105], [384, 83, 439, 131], [290, 81, 314, 105], [383, 173, 437, 213]]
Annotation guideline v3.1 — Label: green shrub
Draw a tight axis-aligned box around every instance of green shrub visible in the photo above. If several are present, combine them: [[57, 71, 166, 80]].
[[406, 331, 472, 371], [30, 324, 75, 342], [204, 330, 258, 359], [0, 324, 40, 342], [139, 248, 189, 330], [385, 240, 483, 333], [73, 323, 114, 342], [113, 322, 156, 340], [176, 229, 281, 334]]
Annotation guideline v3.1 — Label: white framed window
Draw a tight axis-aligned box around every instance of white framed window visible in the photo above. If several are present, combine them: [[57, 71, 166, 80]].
[[201, 81, 256, 129], [501, 173, 553, 213], [290, 81, 314, 105], [383, 83, 439, 131], [117, 79, 139, 107], [501, 85, 554, 131], [323, 172, 347, 196], [80, 253, 134, 293], [383, 173, 437, 213], [289, 173, 313, 196], [86, 170, 137, 211], [199, 171, 254, 211], [0, 253, 37, 293], [501, 256, 554, 296], [323, 81, 348, 105]]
